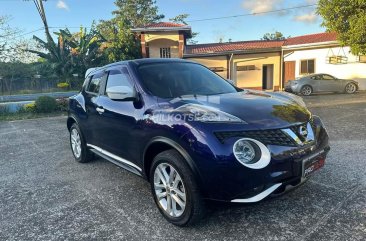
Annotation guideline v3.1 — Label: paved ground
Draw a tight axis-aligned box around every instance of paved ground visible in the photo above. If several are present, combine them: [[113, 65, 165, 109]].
[[0, 92, 365, 241]]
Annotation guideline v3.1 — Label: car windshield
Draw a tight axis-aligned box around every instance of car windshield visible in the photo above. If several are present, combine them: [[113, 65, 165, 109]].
[[137, 62, 239, 98]]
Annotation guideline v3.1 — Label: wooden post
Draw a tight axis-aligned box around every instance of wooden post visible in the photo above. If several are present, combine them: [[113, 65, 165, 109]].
[[141, 33, 147, 58], [178, 33, 184, 58]]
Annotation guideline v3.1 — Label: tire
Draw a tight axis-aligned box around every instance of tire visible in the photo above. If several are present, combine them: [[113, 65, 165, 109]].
[[69, 123, 94, 163], [149, 150, 205, 226], [300, 85, 313, 96], [345, 83, 357, 94]]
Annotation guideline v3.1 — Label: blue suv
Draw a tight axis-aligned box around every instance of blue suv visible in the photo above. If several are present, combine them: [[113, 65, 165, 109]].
[[67, 59, 330, 226]]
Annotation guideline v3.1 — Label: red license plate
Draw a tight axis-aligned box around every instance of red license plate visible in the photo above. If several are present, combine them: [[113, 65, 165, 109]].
[[303, 157, 325, 178]]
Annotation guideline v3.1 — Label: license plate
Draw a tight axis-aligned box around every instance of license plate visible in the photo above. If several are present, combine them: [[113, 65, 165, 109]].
[[302, 153, 325, 178]]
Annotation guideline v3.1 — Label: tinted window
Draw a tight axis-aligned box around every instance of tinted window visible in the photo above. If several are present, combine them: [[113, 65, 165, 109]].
[[106, 68, 133, 89], [87, 72, 103, 94], [137, 62, 238, 98]]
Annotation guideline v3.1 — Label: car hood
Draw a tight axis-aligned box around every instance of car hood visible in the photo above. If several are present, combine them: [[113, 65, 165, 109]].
[[157, 90, 311, 129]]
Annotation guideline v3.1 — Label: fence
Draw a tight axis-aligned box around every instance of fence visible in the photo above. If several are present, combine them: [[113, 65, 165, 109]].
[[0, 77, 82, 96]]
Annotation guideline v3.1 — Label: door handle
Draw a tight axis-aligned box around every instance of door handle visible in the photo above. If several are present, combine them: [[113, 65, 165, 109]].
[[96, 107, 104, 114]]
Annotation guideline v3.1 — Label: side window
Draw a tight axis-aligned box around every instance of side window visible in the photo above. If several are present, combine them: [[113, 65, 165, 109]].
[[106, 67, 133, 90], [322, 74, 335, 80], [87, 72, 103, 94]]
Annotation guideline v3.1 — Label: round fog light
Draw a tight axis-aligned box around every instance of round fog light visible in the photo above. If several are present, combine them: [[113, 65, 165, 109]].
[[233, 140, 257, 164], [233, 138, 271, 169]]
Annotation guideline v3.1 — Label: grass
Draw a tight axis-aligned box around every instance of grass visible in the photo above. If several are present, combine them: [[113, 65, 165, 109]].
[[0, 111, 67, 121]]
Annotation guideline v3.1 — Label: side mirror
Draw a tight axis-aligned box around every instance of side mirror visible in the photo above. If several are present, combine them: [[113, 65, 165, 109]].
[[106, 86, 135, 101]]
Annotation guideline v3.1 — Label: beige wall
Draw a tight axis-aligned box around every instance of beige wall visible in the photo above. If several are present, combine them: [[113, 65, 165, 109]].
[[185, 52, 281, 90], [148, 39, 179, 58], [233, 52, 281, 90], [185, 56, 228, 79], [145, 31, 180, 42]]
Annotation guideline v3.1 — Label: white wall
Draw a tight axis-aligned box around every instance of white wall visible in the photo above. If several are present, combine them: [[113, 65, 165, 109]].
[[284, 46, 366, 90]]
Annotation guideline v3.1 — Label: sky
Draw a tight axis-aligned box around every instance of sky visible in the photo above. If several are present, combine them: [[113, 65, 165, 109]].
[[0, 0, 325, 44]]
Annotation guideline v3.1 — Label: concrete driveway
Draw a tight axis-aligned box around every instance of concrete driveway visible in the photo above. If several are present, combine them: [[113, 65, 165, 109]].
[[0, 93, 365, 240]]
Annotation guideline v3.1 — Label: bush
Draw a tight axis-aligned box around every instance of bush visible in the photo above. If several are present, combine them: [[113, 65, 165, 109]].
[[35, 96, 57, 113], [23, 103, 37, 113], [57, 82, 70, 89], [0, 105, 10, 115], [56, 98, 69, 112]]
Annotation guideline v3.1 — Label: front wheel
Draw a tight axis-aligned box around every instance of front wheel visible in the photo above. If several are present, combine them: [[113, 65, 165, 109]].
[[150, 150, 205, 226], [345, 83, 357, 94], [300, 85, 313, 96]]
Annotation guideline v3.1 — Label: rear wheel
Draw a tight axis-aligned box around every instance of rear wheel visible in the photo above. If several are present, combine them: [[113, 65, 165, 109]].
[[345, 83, 357, 94], [150, 150, 205, 226], [300, 85, 313, 96], [69, 123, 93, 163]]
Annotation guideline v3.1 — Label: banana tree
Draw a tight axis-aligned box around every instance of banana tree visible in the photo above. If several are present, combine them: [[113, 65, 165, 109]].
[[28, 26, 106, 86]]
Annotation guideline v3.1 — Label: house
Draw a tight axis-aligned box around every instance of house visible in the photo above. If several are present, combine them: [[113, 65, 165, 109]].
[[283, 33, 366, 90], [132, 22, 366, 91]]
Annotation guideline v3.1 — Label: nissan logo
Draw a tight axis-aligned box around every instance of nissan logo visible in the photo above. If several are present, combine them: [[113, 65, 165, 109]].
[[299, 126, 308, 138]]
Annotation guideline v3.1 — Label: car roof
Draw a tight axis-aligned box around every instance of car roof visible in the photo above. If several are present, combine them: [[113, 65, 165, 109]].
[[86, 58, 198, 77]]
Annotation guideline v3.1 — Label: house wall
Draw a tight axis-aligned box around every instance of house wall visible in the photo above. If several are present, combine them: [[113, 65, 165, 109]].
[[148, 39, 179, 58], [144, 31, 180, 42], [284, 46, 366, 90], [185, 56, 228, 79], [233, 52, 281, 90]]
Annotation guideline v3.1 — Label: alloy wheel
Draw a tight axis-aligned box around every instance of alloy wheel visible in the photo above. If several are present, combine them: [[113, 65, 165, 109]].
[[153, 163, 186, 218], [345, 83, 356, 93], [301, 86, 312, 96], [70, 128, 82, 158]]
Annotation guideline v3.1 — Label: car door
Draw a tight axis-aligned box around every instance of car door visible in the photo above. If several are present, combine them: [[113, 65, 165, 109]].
[[317, 74, 340, 92], [95, 66, 144, 162], [82, 71, 107, 146]]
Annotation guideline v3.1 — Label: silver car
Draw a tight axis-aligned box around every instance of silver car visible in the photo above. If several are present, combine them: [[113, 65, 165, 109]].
[[285, 74, 359, 96]]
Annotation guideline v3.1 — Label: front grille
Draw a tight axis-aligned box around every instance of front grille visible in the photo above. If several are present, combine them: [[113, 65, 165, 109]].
[[214, 129, 298, 146]]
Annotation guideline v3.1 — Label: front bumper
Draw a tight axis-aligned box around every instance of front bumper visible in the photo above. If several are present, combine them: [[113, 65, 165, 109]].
[[183, 115, 330, 202], [230, 146, 329, 203]]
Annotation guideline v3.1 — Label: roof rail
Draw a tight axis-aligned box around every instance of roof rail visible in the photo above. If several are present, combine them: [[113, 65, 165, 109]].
[[85, 67, 100, 78]]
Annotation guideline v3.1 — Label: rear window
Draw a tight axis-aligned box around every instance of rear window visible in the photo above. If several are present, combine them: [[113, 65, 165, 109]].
[[137, 62, 238, 98]]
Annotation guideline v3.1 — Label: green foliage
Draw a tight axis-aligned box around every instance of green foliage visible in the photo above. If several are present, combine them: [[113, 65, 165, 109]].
[[169, 14, 199, 44], [317, 0, 366, 55], [57, 82, 70, 89], [35, 96, 57, 113], [98, 19, 141, 62], [261, 31, 287, 41], [0, 105, 9, 115], [112, 0, 164, 28], [22, 103, 37, 113], [28, 24, 106, 86], [97, 0, 164, 62], [56, 98, 69, 112]]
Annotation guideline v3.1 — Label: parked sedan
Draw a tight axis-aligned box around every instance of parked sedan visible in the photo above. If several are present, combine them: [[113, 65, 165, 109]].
[[285, 74, 359, 96]]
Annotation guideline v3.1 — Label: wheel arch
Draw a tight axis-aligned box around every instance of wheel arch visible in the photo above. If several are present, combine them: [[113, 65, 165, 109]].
[[143, 137, 202, 185], [67, 115, 79, 131]]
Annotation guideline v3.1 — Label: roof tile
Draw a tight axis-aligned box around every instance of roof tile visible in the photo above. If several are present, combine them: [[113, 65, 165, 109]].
[[185, 40, 284, 54], [284, 32, 337, 46], [144, 22, 187, 28]]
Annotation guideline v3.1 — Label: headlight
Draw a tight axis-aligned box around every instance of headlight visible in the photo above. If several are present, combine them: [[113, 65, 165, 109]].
[[233, 138, 271, 169], [176, 104, 245, 123]]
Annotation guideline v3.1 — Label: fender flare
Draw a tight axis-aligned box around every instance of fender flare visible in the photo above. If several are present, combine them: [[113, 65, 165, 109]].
[[143, 136, 203, 185]]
